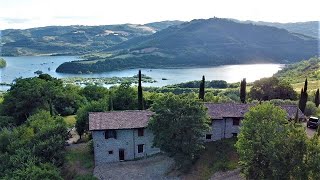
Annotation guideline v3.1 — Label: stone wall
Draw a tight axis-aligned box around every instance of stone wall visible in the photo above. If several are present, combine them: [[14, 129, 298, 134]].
[[92, 128, 160, 164]]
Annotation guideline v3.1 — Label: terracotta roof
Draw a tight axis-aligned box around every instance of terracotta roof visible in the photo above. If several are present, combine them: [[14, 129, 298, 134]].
[[89, 110, 153, 130], [204, 103, 305, 120]]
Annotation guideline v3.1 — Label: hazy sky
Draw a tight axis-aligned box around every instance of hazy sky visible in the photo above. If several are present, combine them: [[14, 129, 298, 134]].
[[0, 0, 319, 30]]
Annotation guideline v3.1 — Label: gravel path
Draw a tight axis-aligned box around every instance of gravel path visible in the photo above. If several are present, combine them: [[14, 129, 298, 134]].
[[210, 168, 243, 180], [94, 154, 178, 180]]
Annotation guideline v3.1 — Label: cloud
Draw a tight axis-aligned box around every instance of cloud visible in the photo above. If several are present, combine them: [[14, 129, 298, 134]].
[[0, 17, 33, 24]]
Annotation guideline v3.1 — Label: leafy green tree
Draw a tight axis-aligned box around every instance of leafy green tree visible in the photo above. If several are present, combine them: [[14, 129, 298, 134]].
[[149, 94, 210, 170], [249, 77, 297, 101], [236, 103, 308, 179], [112, 82, 137, 110], [75, 100, 108, 139], [5, 163, 63, 180], [240, 78, 246, 103], [314, 89, 319, 107], [27, 111, 68, 166], [1, 75, 86, 122], [138, 70, 144, 110], [199, 75, 205, 101], [81, 85, 109, 102], [304, 101, 318, 116], [306, 134, 320, 179]]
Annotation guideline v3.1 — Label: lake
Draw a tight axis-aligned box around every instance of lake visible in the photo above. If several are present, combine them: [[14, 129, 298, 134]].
[[0, 56, 284, 90]]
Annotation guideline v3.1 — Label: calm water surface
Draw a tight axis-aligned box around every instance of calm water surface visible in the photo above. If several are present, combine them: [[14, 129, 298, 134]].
[[0, 56, 284, 90]]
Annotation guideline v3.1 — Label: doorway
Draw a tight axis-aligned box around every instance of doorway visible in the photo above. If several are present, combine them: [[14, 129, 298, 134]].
[[119, 149, 125, 161]]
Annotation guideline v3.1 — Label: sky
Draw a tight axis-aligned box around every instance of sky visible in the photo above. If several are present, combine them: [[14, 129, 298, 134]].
[[0, 0, 319, 30]]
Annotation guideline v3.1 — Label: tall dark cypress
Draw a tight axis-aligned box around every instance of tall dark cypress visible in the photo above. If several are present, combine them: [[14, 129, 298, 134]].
[[315, 88, 319, 107], [108, 91, 113, 111], [199, 75, 205, 101], [138, 70, 144, 110], [240, 78, 247, 103], [299, 80, 308, 113], [304, 78, 308, 92]]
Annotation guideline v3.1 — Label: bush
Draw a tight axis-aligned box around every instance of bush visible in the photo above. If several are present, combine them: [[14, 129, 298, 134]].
[[304, 101, 319, 116]]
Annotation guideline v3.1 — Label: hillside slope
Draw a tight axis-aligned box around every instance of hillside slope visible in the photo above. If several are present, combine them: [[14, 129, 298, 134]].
[[275, 57, 320, 83], [56, 18, 319, 74], [237, 20, 319, 39], [0, 21, 183, 56]]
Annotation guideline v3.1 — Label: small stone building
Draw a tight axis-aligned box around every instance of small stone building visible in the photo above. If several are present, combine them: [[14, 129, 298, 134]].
[[203, 103, 306, 141], [89, 103, 305, 164], [89, 110, 160, 164]]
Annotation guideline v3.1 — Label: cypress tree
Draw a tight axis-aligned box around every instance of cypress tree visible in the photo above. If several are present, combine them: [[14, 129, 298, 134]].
[[304, 78, 308, 92], [138, 70, 144, 110], [199, 75, 205, 101], [315, 88, 319, 107], [108, 91, 113, 111], [299, 85, 308, 113], [240, 78, 247, 103]]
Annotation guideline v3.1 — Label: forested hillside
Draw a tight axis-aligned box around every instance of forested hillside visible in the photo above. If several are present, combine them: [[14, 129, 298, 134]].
[[56, 18, 318, 73], [0, 21, 183, 56], [275, 57, 320, 83]]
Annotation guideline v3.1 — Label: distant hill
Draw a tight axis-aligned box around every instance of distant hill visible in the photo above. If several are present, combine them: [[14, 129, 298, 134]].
[[0, 21, 183, 56], [238, 20, 319, 39], [274, 57, 320, 83], [56, 18, 319, 74]]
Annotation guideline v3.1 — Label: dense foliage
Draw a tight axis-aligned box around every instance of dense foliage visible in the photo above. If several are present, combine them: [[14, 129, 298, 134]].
[[0, 111, 67, 179], [236, 103, 308, 179], [1, 74, 86, 124], [149, 94, 210, 170], [167, 80, 229, 89], [249, 77, 297, 101]]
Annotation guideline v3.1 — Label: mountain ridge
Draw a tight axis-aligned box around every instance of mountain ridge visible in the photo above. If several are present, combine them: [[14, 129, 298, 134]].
[[56, 18, 319, 74]]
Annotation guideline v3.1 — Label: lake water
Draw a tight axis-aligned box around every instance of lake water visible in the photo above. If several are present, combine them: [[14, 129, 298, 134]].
[[0, 56, 284, 90]]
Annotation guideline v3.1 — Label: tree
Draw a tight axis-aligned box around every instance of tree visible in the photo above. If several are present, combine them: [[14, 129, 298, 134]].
[[149, 94, 210, 170], [249, 77, 297, 101], [1, 74, 83, 123], [304, 101, 318, 117], [314, 89, 319, 107], [75, 100, 108, 139], [112, 82, 137, 110], [236, 103, 308, 179], [80, 85, 109, 102], [138, 70, 144, 110], [299, 79, 308, 113], [199, 75, 205, 101], [240, 78, 246, 103]]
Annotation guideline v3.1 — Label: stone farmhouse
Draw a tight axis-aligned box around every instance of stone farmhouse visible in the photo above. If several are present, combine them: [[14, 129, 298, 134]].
[[89, 103, 305, 164]]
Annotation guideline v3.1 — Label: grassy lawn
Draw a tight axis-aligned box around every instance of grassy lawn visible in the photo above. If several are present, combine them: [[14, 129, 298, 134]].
[[63, 143, 97, 180], [183, 138, 239, 180], [63, 115, 76, 128]]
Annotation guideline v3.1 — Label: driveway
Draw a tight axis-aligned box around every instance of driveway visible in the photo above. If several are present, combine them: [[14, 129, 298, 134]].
[[94, 154, 177, 180], [303, 122, 317, 138]]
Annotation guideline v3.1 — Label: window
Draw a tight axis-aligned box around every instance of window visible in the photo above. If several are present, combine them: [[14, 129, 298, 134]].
[[105, 130, 117, 139], [138, 128, 144, 136], [138, 144, 144, 153], [232, 133, 238, 137], [233, 118, 240, 126], [108, 150, 113, 154], [206, 134, 212, 139]]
